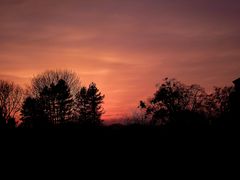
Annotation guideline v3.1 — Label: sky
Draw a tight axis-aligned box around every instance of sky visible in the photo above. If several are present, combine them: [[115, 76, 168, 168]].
[[1, 0, 240, 120]]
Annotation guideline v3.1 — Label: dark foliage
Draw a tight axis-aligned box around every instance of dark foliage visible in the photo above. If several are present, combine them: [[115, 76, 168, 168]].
[[21, 75, 104, 128], [139, 78, 238, 128], [21, 79, 75, 127]]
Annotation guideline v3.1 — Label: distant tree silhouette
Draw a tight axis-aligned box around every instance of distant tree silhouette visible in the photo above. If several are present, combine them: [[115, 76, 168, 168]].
[[123, 110, 147, 126], [187, 84, 207, 113], [0, 80, 23, 128], [75, 83, 105, 126]]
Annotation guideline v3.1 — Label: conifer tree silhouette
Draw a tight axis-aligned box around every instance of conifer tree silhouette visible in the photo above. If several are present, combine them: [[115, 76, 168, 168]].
[[76, 83, 105, 126]]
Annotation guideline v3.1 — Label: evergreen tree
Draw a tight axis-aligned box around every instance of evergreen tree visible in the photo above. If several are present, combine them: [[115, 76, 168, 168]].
[[21, 97, 48, 128], [39, 86, 53, 124], [21, 97, 36, 128], [75, 86, 89, 124], [21, 79, 74, 127], [75, 83, 105, 126], [55, 79, 74, 123], [87, 83, 105, 125]]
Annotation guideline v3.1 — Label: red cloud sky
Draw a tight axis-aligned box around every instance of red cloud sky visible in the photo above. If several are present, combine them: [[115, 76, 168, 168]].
[[1, 0, 240, 120]]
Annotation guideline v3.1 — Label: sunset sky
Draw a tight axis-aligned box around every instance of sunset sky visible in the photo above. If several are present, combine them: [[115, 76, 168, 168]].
[[1, 0, 240, 120]]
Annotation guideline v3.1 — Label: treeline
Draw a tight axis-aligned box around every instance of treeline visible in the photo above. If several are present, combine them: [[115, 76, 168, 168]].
[[135, 78, 239, 128], [0, 70, 240, 129], [0, 70, 104, 128]]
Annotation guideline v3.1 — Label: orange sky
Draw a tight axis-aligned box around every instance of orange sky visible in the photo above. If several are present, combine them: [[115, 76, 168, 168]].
[[1, 0, 240, 120]]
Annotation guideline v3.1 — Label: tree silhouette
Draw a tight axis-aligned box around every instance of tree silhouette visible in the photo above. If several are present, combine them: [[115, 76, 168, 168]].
[[75, 83, 105, 126], [26, 70, 80, 127], [21, 97, 36, 128], [21, 97, 47, 128], [75, 86, 89, 124], [87, 83, 105, 125], [21, 79, 74, 127], [0, 80, 23, 128], [54, 79, 74, 123], [38, 85, 53, 125], [204, 86, 233, 127], [139, 78, 208, 127], [20, 69, 107, 128], [30, 70, 80, 98]]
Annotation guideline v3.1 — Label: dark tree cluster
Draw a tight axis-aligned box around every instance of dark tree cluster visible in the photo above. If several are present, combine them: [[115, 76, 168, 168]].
[[76, 83, 105, 126], [21, 79, 75, 127], [19, 70, 105, 128], [139, 78, 239, 128]]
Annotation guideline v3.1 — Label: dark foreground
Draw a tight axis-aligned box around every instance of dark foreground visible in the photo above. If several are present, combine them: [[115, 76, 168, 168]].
[[1, 123, 239, 172], [1, 123, 239, 141]]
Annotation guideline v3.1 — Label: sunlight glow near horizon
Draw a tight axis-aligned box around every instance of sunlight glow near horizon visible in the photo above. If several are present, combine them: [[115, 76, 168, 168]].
[[1, 0, 240, 120]]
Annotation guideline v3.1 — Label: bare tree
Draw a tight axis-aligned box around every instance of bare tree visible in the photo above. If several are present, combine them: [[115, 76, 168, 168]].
[[30, 70, 80, 98], [0, 80, 23, 126]]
